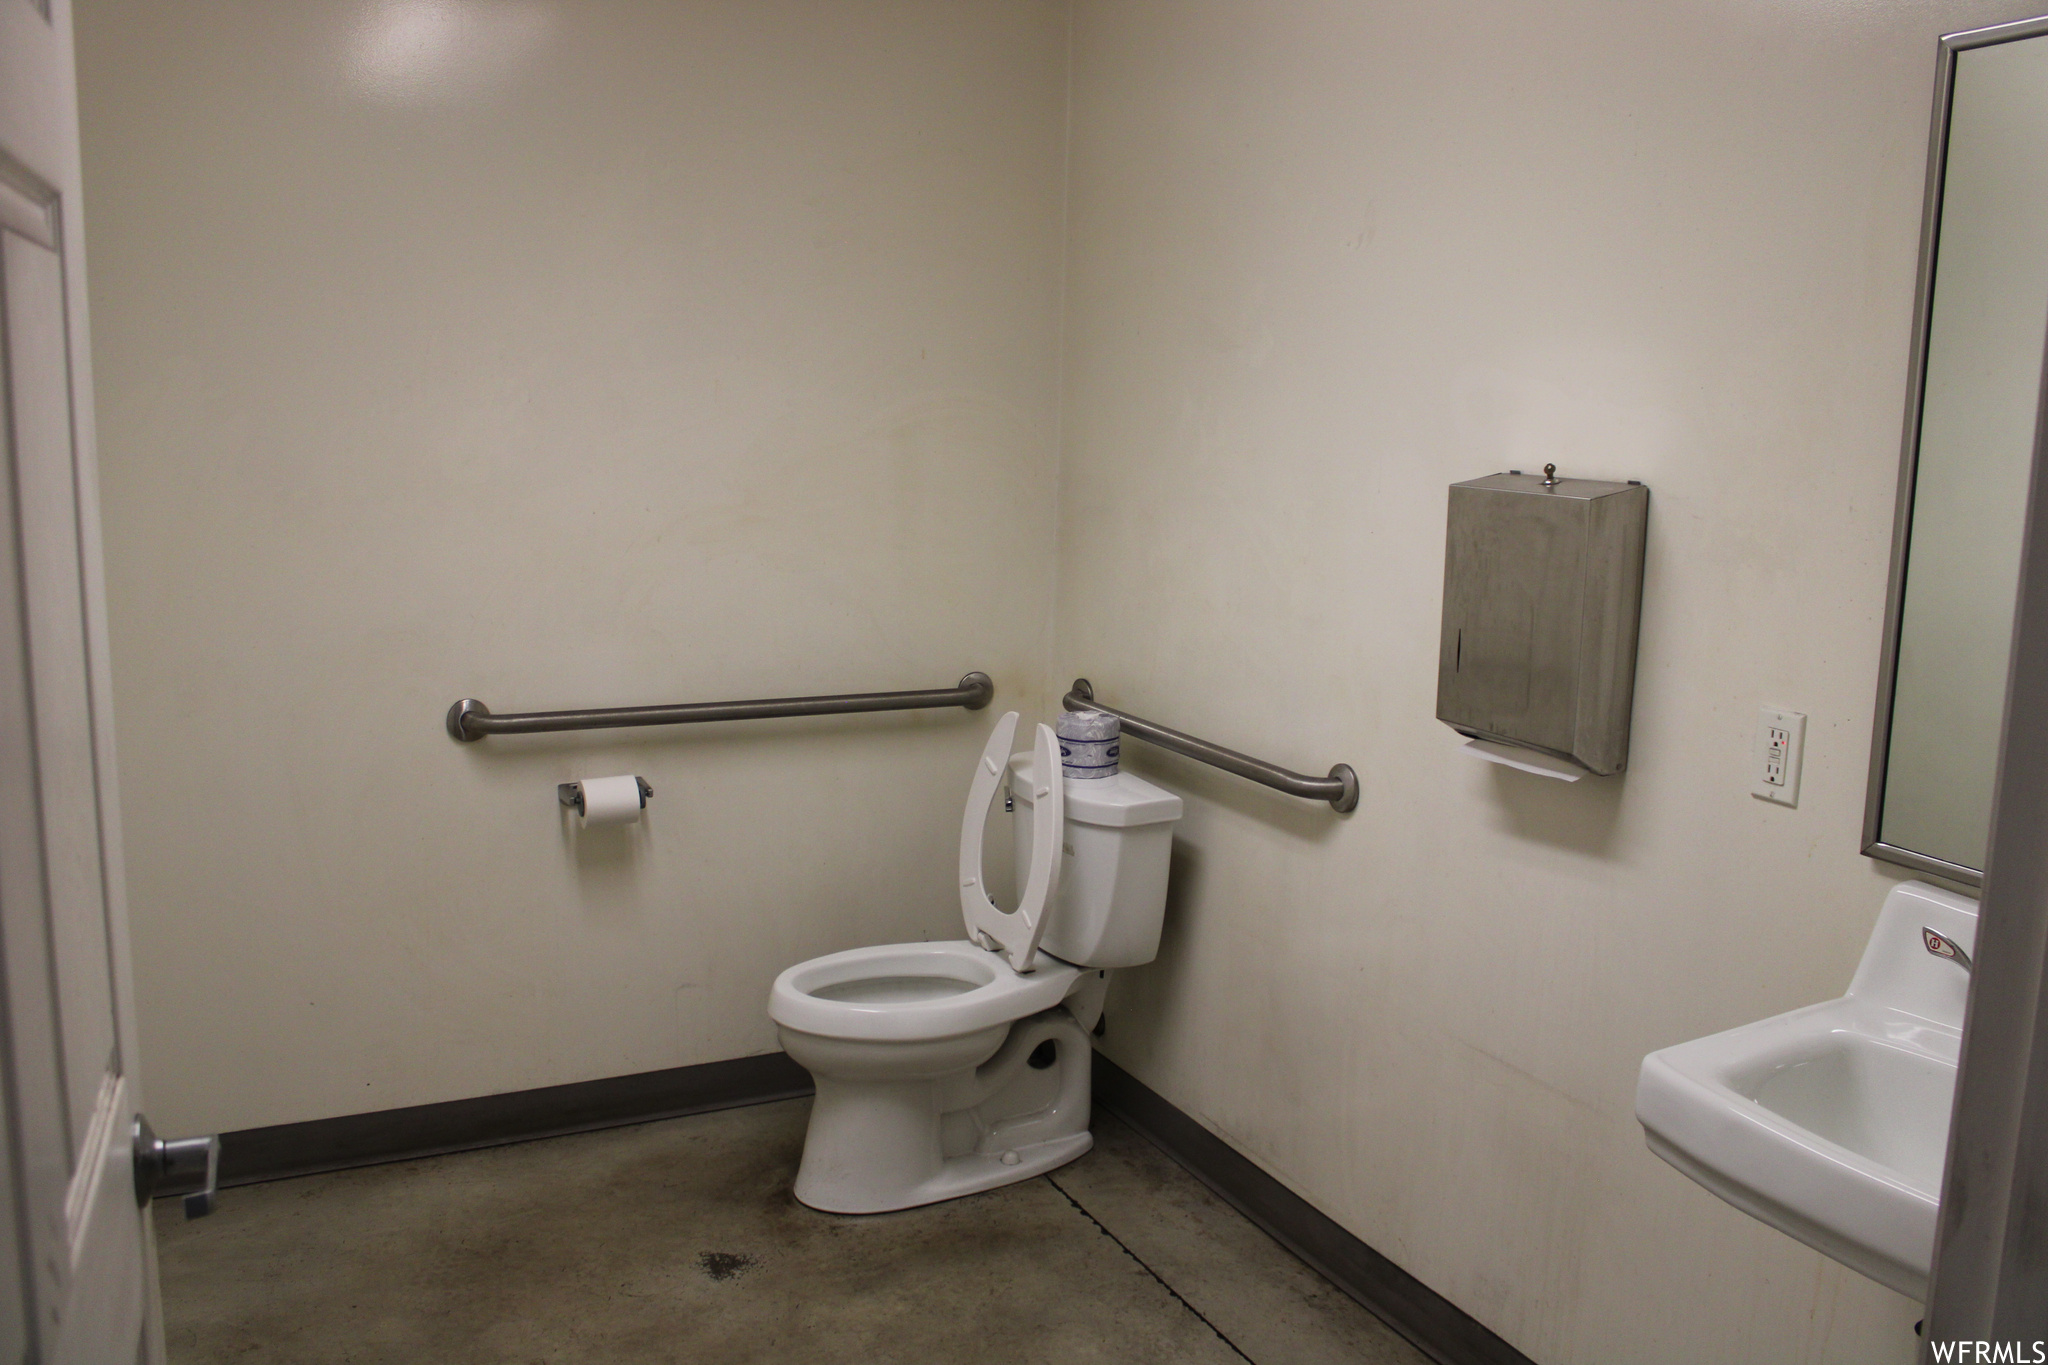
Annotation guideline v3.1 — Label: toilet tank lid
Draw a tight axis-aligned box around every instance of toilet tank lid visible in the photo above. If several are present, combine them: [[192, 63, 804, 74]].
[[1008, 754, 1183, 828]]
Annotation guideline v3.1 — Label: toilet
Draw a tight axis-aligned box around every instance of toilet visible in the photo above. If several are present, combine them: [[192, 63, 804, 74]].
[[769, 710, 1183, 1214]]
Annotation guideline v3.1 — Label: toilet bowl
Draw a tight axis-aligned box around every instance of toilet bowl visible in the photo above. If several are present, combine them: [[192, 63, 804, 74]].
[[769, 710, 1180, 1214], [774, 942, 1103, 1213]]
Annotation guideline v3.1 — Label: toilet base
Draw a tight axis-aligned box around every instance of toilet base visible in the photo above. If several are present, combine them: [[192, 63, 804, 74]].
[[785, 1006, 1096, 1215], [795, 1130, 1093, 1215]]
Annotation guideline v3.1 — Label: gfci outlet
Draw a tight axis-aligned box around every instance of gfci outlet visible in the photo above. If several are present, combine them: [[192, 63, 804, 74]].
[[1753, 708, 1806, 807]]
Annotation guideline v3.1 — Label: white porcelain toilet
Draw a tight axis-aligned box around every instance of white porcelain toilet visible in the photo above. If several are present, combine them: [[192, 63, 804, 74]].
[[769, 710, 1182, 1214]]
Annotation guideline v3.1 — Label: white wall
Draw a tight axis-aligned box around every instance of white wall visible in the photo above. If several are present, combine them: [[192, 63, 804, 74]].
[[76, 0, 1071, 1136], [1055, 3, 2035, 1363]]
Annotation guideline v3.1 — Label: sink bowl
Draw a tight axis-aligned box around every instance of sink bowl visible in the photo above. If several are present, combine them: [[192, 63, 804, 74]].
[[1636, 881, 1975, 1300]]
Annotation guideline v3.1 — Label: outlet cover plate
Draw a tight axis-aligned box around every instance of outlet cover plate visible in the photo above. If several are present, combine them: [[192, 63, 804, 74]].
[[1753, 708, 1806, 807]]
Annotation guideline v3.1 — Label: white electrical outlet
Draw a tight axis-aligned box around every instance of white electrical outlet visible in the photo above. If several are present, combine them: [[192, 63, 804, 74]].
[[1753, 708, 1806, 807]]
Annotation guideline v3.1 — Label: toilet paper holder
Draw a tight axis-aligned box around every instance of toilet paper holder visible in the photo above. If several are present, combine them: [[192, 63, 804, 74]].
[[558, 777, 653, 816]]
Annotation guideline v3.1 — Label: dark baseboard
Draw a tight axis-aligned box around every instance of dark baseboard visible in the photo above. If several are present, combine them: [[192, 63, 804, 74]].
[[217, 1051, 814, 1187], [1091, 1054, 1537, 1365], [215, 1046, 1530, 1365]]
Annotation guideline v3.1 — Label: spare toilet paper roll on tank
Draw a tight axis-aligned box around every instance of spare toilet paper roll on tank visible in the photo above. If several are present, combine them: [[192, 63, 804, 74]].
[[577, 775, 646, 826], [1057, 709, 1120, 778]]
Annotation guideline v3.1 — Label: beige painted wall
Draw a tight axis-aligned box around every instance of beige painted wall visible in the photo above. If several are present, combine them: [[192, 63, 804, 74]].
[[1056, 3, 2036, 1363], [76, 0, 1070, 1136]]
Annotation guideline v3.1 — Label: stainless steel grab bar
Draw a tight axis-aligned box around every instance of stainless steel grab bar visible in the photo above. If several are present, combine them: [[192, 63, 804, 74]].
[[447, 672, 994, 741], [1062, 678, 1358, 813]]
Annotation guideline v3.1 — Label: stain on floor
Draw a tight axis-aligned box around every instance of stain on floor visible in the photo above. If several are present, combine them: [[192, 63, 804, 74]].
[[696, 1251, 757, 1282], [155, 1099, 1429, 1365]]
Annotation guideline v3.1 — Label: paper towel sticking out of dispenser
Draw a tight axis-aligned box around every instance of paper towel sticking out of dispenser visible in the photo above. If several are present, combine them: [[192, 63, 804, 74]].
[[1436, 468, 1648, 777]]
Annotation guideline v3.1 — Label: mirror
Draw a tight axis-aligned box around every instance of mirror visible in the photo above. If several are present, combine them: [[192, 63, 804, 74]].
[[1868, 18, 2048, 886]]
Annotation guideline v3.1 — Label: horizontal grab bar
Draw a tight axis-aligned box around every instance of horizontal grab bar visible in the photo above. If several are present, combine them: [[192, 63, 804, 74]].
[[447, 672, 994, 742], [1062, 678, 1358, 813]]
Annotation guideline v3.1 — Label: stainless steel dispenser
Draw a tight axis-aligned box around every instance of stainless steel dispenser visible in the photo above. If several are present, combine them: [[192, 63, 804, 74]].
[[1436, 466, 1649, 776]]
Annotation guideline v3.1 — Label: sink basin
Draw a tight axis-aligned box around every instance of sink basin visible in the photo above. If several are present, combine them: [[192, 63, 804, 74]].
[[1636, 881, 1975, 1300]]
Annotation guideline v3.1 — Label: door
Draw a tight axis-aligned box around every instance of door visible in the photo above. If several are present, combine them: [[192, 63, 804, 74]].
[[0, 1, 161, 1361]]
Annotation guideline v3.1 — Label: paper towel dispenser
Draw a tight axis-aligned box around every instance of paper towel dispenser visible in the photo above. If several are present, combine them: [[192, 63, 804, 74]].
[[1436, 467, 1649, 776]]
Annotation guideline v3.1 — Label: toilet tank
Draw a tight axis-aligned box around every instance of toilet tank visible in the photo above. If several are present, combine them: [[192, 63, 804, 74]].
[[1008, 755, 1182, 969]]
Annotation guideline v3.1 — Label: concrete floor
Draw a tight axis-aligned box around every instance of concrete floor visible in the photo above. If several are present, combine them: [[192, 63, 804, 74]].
[[155, 1098, 1430, 1364]]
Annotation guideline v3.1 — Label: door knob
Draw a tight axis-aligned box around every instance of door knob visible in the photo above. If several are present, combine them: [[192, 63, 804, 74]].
[[131, 1114, 219, 1218]]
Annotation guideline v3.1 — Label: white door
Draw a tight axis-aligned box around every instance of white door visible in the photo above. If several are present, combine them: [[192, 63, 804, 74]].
[[0, 1, 163, 1361]]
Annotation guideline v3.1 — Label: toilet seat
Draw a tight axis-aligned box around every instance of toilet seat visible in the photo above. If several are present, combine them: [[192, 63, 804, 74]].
[[769, 711, 1078, 1045], [769, 940, 1082, 1043], [958, 713, 1062, 973]]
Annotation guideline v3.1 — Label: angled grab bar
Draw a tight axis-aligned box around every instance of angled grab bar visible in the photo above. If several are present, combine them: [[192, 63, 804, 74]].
[[1062, 678, 1358, 813], [447, 672, 994, 741]]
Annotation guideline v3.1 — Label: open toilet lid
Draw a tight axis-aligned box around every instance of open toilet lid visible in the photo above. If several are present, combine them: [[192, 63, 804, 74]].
[[958, 712, 1062, 973]]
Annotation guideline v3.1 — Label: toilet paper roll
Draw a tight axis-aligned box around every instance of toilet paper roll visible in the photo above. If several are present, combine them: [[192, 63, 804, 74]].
[[576, 775, 646, 826], [1056, 709, 1120, 742], [1057, 709, 1120, 779]]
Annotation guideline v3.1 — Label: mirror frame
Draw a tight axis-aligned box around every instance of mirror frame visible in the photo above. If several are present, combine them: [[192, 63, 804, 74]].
[[1864, 13, 2048, 889]]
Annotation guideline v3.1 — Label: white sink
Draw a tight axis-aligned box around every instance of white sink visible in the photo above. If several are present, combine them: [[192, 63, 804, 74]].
[[1636, 881, 1975, 1300]]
